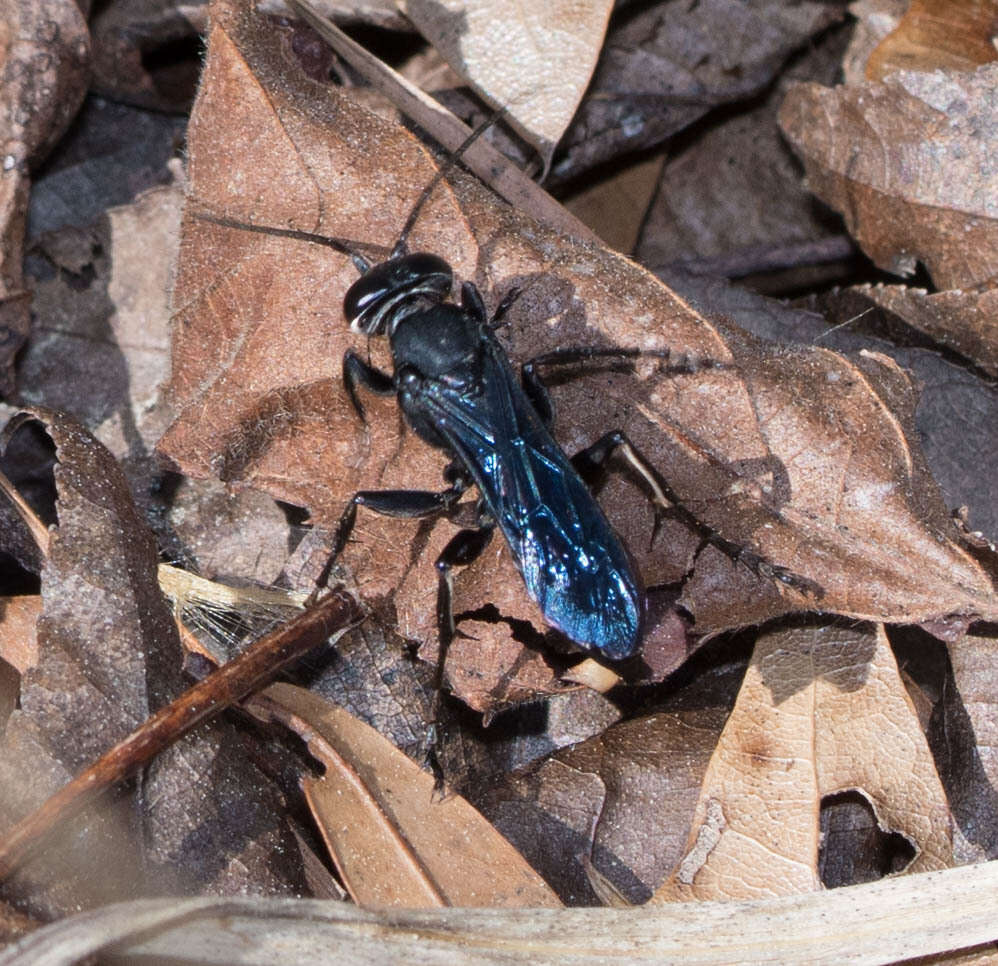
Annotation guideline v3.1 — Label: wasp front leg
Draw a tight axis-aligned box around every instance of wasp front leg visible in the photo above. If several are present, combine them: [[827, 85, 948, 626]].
[[342, 349, 395, 423]]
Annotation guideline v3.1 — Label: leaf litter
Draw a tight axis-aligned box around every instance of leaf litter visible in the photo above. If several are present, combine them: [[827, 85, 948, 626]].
[[0, 0, 997, 959]]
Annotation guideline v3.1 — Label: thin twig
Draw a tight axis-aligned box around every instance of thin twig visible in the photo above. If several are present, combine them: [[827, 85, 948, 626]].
[[0, 588, 362, 882], [287, 0, 601, 245], [0, 466, 49, 557]]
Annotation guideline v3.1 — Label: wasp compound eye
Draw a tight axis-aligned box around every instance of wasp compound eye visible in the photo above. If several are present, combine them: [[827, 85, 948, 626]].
[[344, 253, 453, 335]]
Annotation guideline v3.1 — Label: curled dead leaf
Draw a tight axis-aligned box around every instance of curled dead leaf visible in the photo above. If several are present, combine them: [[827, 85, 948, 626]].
[[779, 63, 998, 290]]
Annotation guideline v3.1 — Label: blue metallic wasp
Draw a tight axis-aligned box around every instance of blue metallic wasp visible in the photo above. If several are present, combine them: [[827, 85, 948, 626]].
[[201, 120, 811, 694], [332, 247, 662, 664]]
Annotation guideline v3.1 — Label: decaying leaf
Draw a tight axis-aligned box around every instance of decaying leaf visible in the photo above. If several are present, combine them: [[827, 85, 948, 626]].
[[0, 408, 183, 915], [0, 0, 90, 397], [550, 0, 843, 181], [0, 410, 320, 913], [865, 0, 998, 80], [779, 63, 998, 290], [248, 682, 561, 908], [400, 0, 614, 174], [158, 0, 998, 713], [652, 623, 952, 902], [477, 653, 745, 904], [813, 283, 998, 380]]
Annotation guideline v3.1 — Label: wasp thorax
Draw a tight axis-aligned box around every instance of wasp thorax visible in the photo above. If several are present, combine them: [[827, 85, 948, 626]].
[[344, 253, 453, 336]]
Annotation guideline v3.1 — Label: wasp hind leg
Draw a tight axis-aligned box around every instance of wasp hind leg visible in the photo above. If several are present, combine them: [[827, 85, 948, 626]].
[[570, 431, 819, 596]]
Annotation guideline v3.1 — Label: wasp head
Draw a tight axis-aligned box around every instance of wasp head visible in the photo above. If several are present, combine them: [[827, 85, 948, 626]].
[[343, 253, 453, 336]]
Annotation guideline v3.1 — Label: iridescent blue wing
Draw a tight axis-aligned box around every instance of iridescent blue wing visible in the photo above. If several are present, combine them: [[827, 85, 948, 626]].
[[418, 338, 643, 660]]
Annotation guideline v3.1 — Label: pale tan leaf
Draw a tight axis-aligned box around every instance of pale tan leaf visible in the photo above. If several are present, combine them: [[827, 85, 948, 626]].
[[779, 64, 998, 290], [0, 596, 40, 674], [250, 682, 561, 908], [400, 0, 615, 172], [653, 624, 952, 902]]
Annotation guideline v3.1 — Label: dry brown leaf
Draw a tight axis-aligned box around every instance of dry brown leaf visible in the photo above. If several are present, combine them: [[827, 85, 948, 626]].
[[249, 681, 561, 908], [779, 64, 998, 290], [652, 624, 952, 903], [0, 410, 320, 910], [400, 0, 614, 173], [159, 0, 997, 712], [0, 0, 90, 397], [865, 0, 998, 80], [0, 408, 183, 916], [822, 283, 998, 379], [477, 654, 744, 904]]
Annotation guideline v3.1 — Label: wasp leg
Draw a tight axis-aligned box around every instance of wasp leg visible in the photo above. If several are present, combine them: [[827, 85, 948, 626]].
[[571, 431, 820, 597], [490, 286, 523, 329], [520, 347, 684, 428], [460, 281, 523, 330], [343, 349, 395, 423], [310, 482, 468, 601], [430, 520, 495, 790], [460, 281, 487, 322]]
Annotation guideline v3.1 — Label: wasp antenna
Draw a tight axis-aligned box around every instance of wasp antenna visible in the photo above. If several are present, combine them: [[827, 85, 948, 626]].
[[193, 211, 381, 269], [391, 107, 508, 260]]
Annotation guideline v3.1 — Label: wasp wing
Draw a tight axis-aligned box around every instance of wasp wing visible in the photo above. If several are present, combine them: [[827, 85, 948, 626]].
[[418, 341, 643, 659]]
